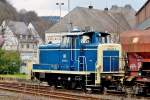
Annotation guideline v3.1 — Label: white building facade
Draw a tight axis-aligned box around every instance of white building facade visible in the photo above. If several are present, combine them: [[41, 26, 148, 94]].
[[1, 20, 42, 74]]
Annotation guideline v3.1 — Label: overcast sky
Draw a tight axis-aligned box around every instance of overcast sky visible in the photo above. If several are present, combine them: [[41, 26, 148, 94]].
[[9, 0, 147, 16]]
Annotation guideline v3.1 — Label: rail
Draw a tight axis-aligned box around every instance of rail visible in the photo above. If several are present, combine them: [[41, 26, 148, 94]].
[[0, 82, 101, 100]]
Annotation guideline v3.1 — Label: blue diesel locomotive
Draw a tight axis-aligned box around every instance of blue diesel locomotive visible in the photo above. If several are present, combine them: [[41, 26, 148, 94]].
[[32, 31, 124, 91]]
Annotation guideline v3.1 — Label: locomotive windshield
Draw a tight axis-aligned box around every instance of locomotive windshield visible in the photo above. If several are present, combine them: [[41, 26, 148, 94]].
[[100, 33, 111, 44], [61, 36, 77, 48], [81, 32, 110, 44], [60, 32, 111, 47]]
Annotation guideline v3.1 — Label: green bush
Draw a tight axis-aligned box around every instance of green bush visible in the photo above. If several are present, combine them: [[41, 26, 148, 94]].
[[0, 49, 21, 74]]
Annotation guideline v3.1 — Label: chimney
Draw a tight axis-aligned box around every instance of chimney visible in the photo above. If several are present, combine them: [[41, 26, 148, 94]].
[[104, 8, 108, 11], [88, 5, 93, 9], [125, 4, 132, 9], [111, 5, 118, 10]]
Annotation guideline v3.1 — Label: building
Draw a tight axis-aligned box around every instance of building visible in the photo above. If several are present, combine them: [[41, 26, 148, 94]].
[[28, 23, 43, 45], [1, 21, 19, 51], [1, 20, 40, 73], [45, 31, 84, 44], [46, 7, 131, 43], [31, 21, 51, 42], [136, 0, 150, 29], [45, 33, 62, 44], [110, 4, 136, 28]]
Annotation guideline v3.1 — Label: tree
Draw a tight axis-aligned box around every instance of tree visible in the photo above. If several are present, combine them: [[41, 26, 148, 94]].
[[18, 11, 40, 24], [0, 49, 21, 74]]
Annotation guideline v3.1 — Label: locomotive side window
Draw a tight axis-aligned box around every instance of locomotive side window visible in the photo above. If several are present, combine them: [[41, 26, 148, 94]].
[[61, 36, 71, 47], [107, 35, 111, 43], [101, 37, 105, 44], [100, 35, 110, 43]]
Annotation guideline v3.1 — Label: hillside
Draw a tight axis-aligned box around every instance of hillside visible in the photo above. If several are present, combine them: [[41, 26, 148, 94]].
[[0, 0, 18, 24], [0, 0, 53, 40]]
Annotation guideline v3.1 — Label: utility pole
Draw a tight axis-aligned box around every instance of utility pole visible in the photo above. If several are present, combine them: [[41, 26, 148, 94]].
[[68, 0, 72, 32], [56, 1, 64, 22]]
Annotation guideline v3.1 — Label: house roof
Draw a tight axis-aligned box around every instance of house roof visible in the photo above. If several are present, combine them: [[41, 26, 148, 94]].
[[120, 29, 150, 52], [7, 21, 30, 35], [47, 7, 131, 33], [31, 21, 52, 41], [135, 0, 149, 16]]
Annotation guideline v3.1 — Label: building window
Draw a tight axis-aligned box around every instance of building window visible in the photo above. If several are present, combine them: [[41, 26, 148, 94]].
[[20, 35, 22, 39], [32, 44, 33, 48], [21, 44, 24, 48], [31, 36, 33, 40], [26, 35, 28, 40], [23, 35, 25, 39], [28, 35, 31, 39], [27, 44, 29, 48]]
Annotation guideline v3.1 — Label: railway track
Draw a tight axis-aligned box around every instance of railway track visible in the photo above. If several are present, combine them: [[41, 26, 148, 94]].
[[105, 89, 150, 100], [0, 81, 149, 100], [0, 82, 102, 100]]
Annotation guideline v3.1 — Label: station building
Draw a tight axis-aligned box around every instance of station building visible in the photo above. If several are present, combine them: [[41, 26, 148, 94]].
[[46, 6, 132, 44]]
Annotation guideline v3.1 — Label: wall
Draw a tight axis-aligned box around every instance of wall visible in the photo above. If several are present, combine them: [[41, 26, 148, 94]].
[[136, 1, 150, 29], [2, 27, 18, 51], [45, 33, 62, 44]]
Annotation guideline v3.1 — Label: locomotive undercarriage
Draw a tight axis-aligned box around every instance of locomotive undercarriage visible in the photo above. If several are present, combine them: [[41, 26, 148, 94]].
[[32, 72, 150, 96], [32, 72, 125, 93], [33, 72, 96, 90], [100, 73, 125, 94], [123, 62, 150, 96]]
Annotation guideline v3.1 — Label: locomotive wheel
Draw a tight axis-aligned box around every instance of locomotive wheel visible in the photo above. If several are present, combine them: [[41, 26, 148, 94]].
[[64, 81, 70, 89], [48, 81, 58, 89], [47, 81, 52, 86], [71, 82, 77, 89], [50, 85, 56, 91], [67, 82, 73, 89], [60, 81, 65, 89], [86, 88, 92, 94]]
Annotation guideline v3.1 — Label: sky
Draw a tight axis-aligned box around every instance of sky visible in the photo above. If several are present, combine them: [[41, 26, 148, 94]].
[[9, 0, 147, 16]]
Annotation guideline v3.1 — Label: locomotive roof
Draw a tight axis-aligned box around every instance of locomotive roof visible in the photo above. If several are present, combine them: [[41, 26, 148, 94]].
[[82, 32, 110, 36], [65, 31, 110, 37]]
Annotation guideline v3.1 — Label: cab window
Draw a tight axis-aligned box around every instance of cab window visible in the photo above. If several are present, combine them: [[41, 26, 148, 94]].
[[81, 35, 91, 44], [61, 36, 71, 47]]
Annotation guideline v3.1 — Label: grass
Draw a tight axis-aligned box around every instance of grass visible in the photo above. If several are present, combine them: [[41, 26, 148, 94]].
[[0, 74, 28, 79]]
